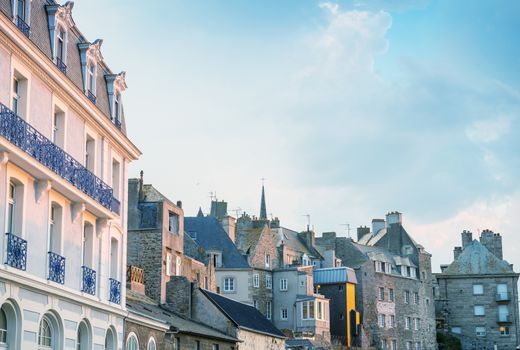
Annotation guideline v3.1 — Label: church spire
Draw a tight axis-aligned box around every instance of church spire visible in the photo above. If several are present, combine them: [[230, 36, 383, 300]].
[[260, 184, 267, 220]]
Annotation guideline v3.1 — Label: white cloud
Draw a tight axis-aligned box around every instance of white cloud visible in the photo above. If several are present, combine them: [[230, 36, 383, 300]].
[[466, 116, 513, 143]]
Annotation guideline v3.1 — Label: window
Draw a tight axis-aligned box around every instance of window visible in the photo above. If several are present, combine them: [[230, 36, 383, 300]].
[[253, 300, 258, 309], [6, 183, 16, 234], [389, 288, 394, 302], [168, 212, 179, 234], [415, 342, 421, 350], [498, 305, 509, 322], [110, 238, 119, 279], [174, 338, 180, 350], [166, 253, 173, 276], [253, 273, 259, 288], [451, 327, 461, 334], [422, 271, 426, 280], [410, 267, 416, 278], [265, 253, 271, 268], [406, 342, 412, 350], [404, 290, 410, 304], [114, 92, 121, 122], [302, 301, 315, 320], [405, 317, 411, 330], [497, 283, 508, 300], [193, 340, 201, 350], [500, 325, 510, 336], [38, 317, 52, 348], [266, 275, 272, 289], [112, 160, 120, 199], [316, 301, 323, 320], [401, 266, 407, 277], [473, 284, 484, 295], [125, 334, 138, 350], [379, 287, 385, 301], [0, 309, 7, 344], [175, 256, 182, 276], [391, 340, 397, 350], [426, 298, 430, 306], [87, 62, 96, 96], [266, 301, 272, 319], [85, 135, 95, 172], [381, 339, 387, 349], [280, 278, 288, 291], [389, 315, 395, 328], [56, 26, 66, 66], [374, 261, 382, 272], [12, 77, 20, 115], [474, 305, 485, 316], [378, 314, 386, 328], [414, 318, 420, 330], [52, 108, 65, 148], [223, 277, 235, 292], [281, 308, 288, 320], [475, 326, 486, 337], [49, 204, 63, 254], [414, 292, 419, 304], [212, 344, 219, 350]]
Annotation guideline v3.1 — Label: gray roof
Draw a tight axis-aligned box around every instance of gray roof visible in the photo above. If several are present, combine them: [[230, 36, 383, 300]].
[[442, 240, 515, 275], [184, 216, 250, 269], [126, 299, 237, 343], [275, 227, 320, 258], [286, 338, 330, 349], [313, 267, 357, 285]]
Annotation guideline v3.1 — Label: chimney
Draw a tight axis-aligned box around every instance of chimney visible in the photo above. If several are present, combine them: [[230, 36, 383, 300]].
[[494, 233, 503, 260], [453, 246, 462, 260], [323, 250, 336, 268], [221, 215, 236, 243], [138, 170, 145, 201], [385, 211, 402, 227], [210, 200, 227, 220], [479, 229, 503, 260], [461, 230, 472, 249], [371, 219, 385, 236], [127, 265, 145, 295], [357, 226, 370, 241], [176, 200, 182, 208], [299, 230, 315, 249]]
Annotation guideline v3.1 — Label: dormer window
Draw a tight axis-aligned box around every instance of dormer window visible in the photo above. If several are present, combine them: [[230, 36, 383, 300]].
[[15, 0, 30, 37], [55, 26, 67, 74], [87, 62, 96, 104], [114, 92, 122, 128]]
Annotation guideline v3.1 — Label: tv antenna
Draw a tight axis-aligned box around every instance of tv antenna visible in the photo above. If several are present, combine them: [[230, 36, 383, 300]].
[[302, 214, 311, 231], [340, 223, 351, 238]]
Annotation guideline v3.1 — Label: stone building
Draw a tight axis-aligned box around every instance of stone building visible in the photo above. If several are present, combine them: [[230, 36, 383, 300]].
[[316, 212, 437, 350], [0, 1, 140, 349], [127, 174, 216, 303], [435, 230, 520, 350], [313, 267, 359, 347]]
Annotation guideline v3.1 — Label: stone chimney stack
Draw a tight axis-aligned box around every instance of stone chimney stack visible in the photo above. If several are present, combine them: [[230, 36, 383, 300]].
[[479, 229, 503, 260], [357, 226, 370, 241], [138, 170, 145, 201], [385, 211, 403, 227], [210, 200, 227, 220], [371, 219, 385, 236], [461, 230, 472, 249], [221, 215, 236, 243], [453, 246, 462, 260]]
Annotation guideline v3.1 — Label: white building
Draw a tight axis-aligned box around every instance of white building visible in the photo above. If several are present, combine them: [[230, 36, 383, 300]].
[[0, 1, 140, 349]]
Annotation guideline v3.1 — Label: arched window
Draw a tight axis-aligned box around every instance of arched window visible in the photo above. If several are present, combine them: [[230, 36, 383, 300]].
[[76, 320, 90, 350], [104, 328, 116, 350], [38, 317, 52, 348], [0, 308, 6, 343], [147, 337, 156, 350], [125, 333, 138, 350]]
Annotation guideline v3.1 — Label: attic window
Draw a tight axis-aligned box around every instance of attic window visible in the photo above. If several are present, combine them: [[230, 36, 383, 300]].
[[86, 61, 96, 103], [55, 26, 67, 74], [168, 212, 179, 234]]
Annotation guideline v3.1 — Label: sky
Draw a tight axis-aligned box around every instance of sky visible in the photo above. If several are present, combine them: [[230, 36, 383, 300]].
[[73, 0, 520, 272]]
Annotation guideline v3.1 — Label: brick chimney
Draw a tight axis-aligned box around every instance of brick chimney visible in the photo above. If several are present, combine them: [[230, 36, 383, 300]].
[[221, 215, 236, 243]]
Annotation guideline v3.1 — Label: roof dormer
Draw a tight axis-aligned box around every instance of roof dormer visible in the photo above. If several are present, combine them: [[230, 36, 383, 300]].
[[46, 2, 75, 74], [11, 0, 32, 37], [105, 71, 127, 130], [78, 39, 103, 105]]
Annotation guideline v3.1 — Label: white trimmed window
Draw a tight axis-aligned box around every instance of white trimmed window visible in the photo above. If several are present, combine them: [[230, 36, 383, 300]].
[[6, 182, 16, 234], [166, 253, 173, 276], [280, 308, 288, 320], [404, 290, 410, 304], [405, 317, 411, 330], [378, 314, 386, 328], [280, 278, 288, 291], [390, 315, 395, 328], [175, 256, 182, 276], [114, 92, 122, 122], [379, 287, 385, 301], [266, 275, 272, 289], [55, 26, 67, 64], [223, 277, 235, 292], [265, 253, 271, 268], [302, 301, 315, 320], [391, 340, 397, 350], [11, 72, 28, 119], [38, 316, 52, 348], [476, 326, 486, 337], [414, 318, 420, 330], [253, 273, 259, 288], [389, 288, 394, 302], [147, 337, 156, 350], [414, 292, 419, 304], [87, 61, 96, 96], [500, 325, 510, 336], [126, 333, 138, 350]]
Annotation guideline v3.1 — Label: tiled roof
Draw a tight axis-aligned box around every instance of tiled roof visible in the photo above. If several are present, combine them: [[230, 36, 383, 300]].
[[184, 216, 250, 269], [442, 240, 515, 275], [201, 289, 286, 338], [313, 267, 357, 285]]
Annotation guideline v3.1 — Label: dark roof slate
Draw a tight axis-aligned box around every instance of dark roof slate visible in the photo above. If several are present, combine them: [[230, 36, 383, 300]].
[[201, 289, 285, 338], [184, 216, 250, 269]]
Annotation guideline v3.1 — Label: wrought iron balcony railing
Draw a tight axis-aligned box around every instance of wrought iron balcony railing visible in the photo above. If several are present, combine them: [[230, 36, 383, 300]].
[[81, 266, 96, 295], [87, 90, 96, 104], [48, 252, 65, 284], [0, 103, 119, 213], [109, 278, 121, 304], [5, 232, 27, 270], [114, 118, 122, 130], [56, 56, 67, 74], [496, 292, 511, 302], [16, 16, 30, 37]]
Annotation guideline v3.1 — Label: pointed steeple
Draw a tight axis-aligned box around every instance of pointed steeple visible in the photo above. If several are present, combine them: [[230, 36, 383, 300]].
[[260, 185, 267, 220], [197, 207, 204, 217]]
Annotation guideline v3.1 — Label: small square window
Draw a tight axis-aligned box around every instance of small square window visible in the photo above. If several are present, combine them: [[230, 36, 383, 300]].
[[474, 305, 485, 316], [473, 284, 484, 295], [476, 326, 486, 337]]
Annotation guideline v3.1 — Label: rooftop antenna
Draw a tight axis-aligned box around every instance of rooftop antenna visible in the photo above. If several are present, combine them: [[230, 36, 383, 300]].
[[340, 223, 351, 238], [208, 191, 217, 202], [303, 214, 311, 232], [230, 207, 242, 218]]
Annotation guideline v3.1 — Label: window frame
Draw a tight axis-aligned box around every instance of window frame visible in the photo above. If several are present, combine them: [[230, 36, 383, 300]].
[[279, 278, 288, 291], [126, 333, 139, 350], [253, 273, 259, 288], [223, 277, 235, 292], [280, 307, 288, 320]]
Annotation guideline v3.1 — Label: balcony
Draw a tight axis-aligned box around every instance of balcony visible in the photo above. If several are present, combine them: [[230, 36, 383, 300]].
[[5, 233, 27, 270], [496, 292, 511, 302], [81, 266, 96, 295], [109, 278, 121, 304], [56, 57, 67, 75], [497, 314, 512, 323], [16, 16, 30, 37], [87, 90, 96, 104], [0, 103, 119, 213], [47, 252, 65, 284]]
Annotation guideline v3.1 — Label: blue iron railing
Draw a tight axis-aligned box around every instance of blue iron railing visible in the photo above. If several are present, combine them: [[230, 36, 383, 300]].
[[114, 118, 121, 130], [5, 232, 27, 270], [56, 57, 67, 74], [16, 16, 30, 37], [48, 251, 65, 284], [109, 278, 121, 304], [0, 103, 119, 212], [87, 90, 96, 104], [81, 266, 96, 295]]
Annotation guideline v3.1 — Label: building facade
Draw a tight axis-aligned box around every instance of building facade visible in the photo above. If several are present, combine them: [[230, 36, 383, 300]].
[[435, 230, 520, 350], [0, 1, 140, 349]]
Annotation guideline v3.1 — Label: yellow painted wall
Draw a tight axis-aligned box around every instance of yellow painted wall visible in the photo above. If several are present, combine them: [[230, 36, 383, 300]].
[[346, 282, 357, 346]]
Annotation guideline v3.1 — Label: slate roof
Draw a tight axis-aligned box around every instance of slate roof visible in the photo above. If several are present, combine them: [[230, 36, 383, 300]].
[[313, 267, 358, 285], [442, 240, 515, 275], [126, 291, 237, 342], [275, 227, 321, 258], [286, 338, 330, 349], [235, 227, 264, 255], [201, 289, 285, 338], [184, 216, 250, 269]]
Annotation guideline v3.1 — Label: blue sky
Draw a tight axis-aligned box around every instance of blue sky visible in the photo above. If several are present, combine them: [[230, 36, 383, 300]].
[[74, 0, 520, 271]]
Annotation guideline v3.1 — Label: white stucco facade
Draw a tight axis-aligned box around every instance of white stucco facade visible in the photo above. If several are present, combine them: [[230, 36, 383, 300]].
[[0, 1, 140, 349]]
